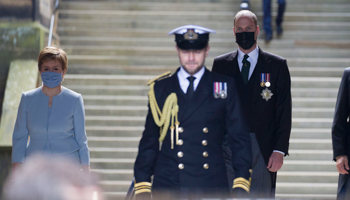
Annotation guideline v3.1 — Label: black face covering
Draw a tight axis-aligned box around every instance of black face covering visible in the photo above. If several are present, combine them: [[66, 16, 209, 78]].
[[235, 32, 256, 50]]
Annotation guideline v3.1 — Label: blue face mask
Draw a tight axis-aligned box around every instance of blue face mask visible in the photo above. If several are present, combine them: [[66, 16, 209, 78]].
[[41, 71, 63, 88]]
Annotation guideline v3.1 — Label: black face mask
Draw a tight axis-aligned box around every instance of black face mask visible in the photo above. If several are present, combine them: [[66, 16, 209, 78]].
[[235, 32, 256, 50]]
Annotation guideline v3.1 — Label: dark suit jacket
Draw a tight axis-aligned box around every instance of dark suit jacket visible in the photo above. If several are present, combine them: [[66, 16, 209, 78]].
[[212, 48, 292, 165], [134, 68, 251, 197], [332, 67, 350, 161]]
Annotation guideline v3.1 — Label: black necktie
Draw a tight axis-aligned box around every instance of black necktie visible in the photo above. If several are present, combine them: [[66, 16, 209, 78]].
[[241, 54, 251, 84], [186, 76, 196, 99]]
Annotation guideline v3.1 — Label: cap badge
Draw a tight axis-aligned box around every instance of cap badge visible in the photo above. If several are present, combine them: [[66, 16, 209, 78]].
[[184, 29, 198, 40]]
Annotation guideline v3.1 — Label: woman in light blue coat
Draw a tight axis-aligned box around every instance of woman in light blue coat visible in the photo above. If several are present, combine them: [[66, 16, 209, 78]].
[[12, 46, 90, 172]]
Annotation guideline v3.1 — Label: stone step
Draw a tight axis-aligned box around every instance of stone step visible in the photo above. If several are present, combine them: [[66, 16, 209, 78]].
[[289, 67, 344, 77], [90, 147, 138, 159], [290, 128, 331, 140], [66, 56, 350, 68], [83, 96, 148, 107], [90, 158, 134, 170], [292, 108, 334, 118], [281, 160, 335, 172], [276, 182, 336, 195], [276, 194, 335, 200], [291, 77, 341, 88], [86, 116, 145, 126], [69, 85, 339, 97], [60, 0, 350, 3], [58, 27, 350, 40], [60, 37, 350, 50], [292, 98, 336, 108], [67, 85, 149, 96], [93, 169, 133, 181], [277, 171, 338, 183], [289, 139, 332, 150], [103, 192, 125, 200], [58, 18, 350, 31], [285, 150, 332, 161], [88, 136, 140, 148], [82, 117, 334, 128], [64, 74, 153, 85], [58, 10, 350, 22], [86, 107, 333, 118], [62, 45, 350, 58], [291, 88, 338, 98], [292, 118, 332, 129], [99, 180, 130, 193], [66, 64, 347, 77], [59, 2, 350, 13], [86, 126, 143, 137], [85, 105, 148, 116]]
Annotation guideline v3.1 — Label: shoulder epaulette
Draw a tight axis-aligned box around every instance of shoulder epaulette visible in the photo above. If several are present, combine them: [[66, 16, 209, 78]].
[[147, 71, 172, 85]]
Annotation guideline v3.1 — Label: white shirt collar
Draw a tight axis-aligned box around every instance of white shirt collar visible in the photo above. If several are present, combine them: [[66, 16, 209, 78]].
[[178, 66, 205, 93], [237, 46, 259, 80], [238, 46, 259, 62]]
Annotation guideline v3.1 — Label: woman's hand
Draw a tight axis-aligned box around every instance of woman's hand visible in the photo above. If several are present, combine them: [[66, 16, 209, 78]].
[[12, 162, 22, 171], [82, 165, 90, 173]]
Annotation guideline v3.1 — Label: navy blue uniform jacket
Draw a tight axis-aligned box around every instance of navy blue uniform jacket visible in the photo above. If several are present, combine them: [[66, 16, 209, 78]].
[[134, 68, 252, 196]]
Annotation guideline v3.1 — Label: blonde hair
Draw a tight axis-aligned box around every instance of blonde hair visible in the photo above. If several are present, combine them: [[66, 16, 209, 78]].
[[38, 46, 68, 71], [233, 10, 258, 28]]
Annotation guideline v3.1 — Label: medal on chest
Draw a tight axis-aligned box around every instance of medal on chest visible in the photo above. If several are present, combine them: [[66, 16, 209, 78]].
[[260, 73, 273, 101], [213, 82, 227, 99]]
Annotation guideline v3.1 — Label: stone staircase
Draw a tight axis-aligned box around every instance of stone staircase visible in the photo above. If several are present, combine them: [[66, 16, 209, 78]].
[[58, 0, 350, 199]]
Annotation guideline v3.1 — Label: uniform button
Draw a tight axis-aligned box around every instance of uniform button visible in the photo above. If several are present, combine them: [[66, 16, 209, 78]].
[[203, 127, 208, 133], [203, 151, 208, 157], [178, 139, 183, 145], [178, 163, 184, 169], [177, 151, 184, 158], [178, 127, 184, 133], [203, 163, 209, 169], [202, 140, 207, 146]]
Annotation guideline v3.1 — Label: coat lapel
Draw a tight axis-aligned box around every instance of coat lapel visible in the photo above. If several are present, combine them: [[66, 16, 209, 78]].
[[251, 48, 271, 107], [225, 50, 240, 80], [164, 68, 188, 122]]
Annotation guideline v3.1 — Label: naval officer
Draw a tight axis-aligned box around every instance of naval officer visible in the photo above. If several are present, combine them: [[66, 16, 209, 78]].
[[212, 10, 292, 198], [133, 25, 252, 200]]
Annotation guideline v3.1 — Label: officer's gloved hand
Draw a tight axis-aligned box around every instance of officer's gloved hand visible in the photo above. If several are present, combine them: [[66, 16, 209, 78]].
[[231, 188, 249, 198], [135, 192, 152, 200]]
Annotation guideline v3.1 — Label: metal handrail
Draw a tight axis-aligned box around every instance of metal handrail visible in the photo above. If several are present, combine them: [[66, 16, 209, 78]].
[[48, 0, 60, 47]]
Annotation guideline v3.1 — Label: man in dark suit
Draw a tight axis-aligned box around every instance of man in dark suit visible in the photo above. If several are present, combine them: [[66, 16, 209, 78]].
[[332, 68, 350, 200], [133, 25, 252, 200], [212, 10, 292, 198]]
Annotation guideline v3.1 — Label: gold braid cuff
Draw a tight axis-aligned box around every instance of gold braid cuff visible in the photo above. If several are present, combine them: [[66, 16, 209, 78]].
[[232, 177, 250, 193], [148, 72, 180, 149], [135, 182, 152, 194]]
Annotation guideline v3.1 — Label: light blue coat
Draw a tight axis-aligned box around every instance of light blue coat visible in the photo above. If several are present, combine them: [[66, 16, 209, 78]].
[[12, 86, 90, 165]]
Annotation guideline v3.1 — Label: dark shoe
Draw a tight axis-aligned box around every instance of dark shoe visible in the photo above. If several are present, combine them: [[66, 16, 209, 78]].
[[265, 33, 273, 42], [277, 24, 283, 35]]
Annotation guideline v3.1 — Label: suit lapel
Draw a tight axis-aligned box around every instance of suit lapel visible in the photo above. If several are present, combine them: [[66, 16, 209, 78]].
[[181, 68, 212, 123], [225, 51, 240, 80], [164, 68, 189, 122], [251, 48, 271, 107]]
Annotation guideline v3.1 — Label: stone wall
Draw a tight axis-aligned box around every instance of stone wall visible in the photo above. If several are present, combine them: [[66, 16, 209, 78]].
[[0, 23, 47, 119]]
